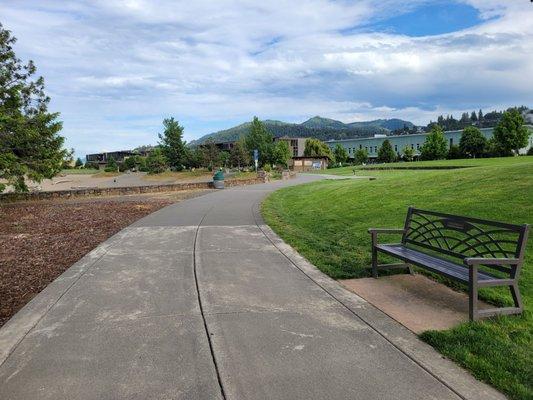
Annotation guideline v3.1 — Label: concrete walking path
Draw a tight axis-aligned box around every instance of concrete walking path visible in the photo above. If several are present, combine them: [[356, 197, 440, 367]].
[[0, 176, 505, 399]]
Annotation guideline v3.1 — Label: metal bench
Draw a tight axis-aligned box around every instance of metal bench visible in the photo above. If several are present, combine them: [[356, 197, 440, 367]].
[[368, 207, 529, 321]]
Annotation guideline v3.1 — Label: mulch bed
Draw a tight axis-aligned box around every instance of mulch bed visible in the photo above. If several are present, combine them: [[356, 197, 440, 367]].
[[0, 193, 199, 328]]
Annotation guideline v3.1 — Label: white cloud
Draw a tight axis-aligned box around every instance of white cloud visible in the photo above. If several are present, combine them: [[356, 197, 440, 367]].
[[0, 0, 531, 155]]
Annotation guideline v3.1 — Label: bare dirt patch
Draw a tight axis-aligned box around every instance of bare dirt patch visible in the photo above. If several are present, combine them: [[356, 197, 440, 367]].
[[0, 189, 210, 328]]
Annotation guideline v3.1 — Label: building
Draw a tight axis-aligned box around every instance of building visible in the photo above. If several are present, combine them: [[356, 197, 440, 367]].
[[326, 126, 533, 160], [198, 141, 235, 151], [273, 136, 307, 157], [289, 156, 329, 171], [85, 148, 153, 168]]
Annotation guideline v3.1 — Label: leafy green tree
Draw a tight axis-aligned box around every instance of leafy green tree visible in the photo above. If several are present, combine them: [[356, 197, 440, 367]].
[[158, 117, 187, 170], [377, 139, 396, 163], [218, 151, 230, 168], [104, 156, 118, 172], [402, 145, 415, 162], [493, 109, 529, 155], [75, 157, 83, 168], [229, 139, 250, 169], [0, 24, 67, 192], [333, 144, 348, 165], [245, 117, 273, 167], [447, 144, 462, 159], [146, 148, 167, 174], [272, 140, 292, 168], [123, 156, 136, 170], [459, 126, 487, 158], [303, 138, 334, 160], [354, 148, 368, 165], [184, 147, 203, 169], [420, 126, 448, 160]]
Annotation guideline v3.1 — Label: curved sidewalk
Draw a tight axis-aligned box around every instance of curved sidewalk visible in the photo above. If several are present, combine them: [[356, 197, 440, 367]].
[[0, 176, 505, 400]]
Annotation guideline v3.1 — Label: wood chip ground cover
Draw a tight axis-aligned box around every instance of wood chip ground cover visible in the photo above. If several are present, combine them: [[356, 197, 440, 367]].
[[0, 191, 207, 328]]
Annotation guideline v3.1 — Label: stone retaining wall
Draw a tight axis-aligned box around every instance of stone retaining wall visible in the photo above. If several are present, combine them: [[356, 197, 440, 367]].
[[0, 177, 266, 203]]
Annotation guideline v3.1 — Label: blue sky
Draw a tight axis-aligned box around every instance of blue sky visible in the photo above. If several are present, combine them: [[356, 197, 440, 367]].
[[0, 0, 532, 157]]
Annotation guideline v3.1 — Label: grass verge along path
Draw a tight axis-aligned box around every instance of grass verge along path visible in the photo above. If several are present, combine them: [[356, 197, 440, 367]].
[[262, 157, 532, 400]]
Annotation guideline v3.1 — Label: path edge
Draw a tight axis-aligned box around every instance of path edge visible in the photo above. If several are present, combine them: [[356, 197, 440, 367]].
[[258, 222, 507, 400], [0, 229, 128, 367]]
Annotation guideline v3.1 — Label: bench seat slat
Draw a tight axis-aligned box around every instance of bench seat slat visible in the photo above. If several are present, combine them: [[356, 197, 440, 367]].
[[375, 244, 497, 282]]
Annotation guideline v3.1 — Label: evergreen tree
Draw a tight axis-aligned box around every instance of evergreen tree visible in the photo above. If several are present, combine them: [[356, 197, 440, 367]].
[[459, 126, 487, 158], [420, 126, 448, 160], [158, 117, 187, 171], [493, 109, 529, 155], [333, 144, 348, 165], [0, 24, 66, 192], [104, 156, 118, 172], [201, 139, 220, 170], [229, 139, 250, 169], [470, 111, 478, 122], [75, 157, 83, 168], [245, 117, 274, 167], [377, 139, 396, 163], [478, 109, 483, 122]]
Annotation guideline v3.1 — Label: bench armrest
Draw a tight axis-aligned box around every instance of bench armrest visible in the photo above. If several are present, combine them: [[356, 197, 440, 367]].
[[463, 258, 520, 266], [368, 228, 405, 234]]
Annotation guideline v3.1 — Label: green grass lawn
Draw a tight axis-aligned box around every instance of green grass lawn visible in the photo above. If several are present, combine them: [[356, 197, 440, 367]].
[[317, 156, 533, 175], [262, 156, 533, 400]]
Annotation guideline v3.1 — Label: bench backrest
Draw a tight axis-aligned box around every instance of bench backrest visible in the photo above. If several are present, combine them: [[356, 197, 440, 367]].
[[402, 207, 529, 271]]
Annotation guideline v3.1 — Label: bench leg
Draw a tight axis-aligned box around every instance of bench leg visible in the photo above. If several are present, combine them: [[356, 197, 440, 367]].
[[510, 283, 523, 311], [371, 246, 378, 278], [469, 266, 478, 321], [407, 264, 414, 275]]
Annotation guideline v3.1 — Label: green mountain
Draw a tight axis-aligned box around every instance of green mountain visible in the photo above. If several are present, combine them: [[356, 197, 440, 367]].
[[189, 116, 415, 146]]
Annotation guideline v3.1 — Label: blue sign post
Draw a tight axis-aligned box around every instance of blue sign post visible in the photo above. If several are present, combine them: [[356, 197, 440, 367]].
[[253, 149, 259, 171]]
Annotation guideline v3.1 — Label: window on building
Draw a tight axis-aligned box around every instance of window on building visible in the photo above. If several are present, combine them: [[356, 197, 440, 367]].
[[411, 144, 414, 149], [450, 138, 453, 147], [416, 143, 420, 150], [394, 145, 397, 152], [375, 146, 378, 153], [359, 144, 362, 149]]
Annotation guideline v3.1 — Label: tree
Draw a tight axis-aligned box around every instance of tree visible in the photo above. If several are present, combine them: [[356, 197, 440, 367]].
[[333, 144, 348, 165], [447, 144, 462, 160], [459, 126, 487, 158], [272, 140, 292, 168], [146, 148, 167, 174], [229, 139, 250, 169], [104, 156, 118, 172], [354, 148, 368, 165], [377, 139, 396, 163], [478, 109, 483, 122], [303, 138, 334, 160], [245, 117, 273, 167], [218, 151, 230, 168], [470, 111, 478, 122], [493, 109, 529, 155], [158, 117, 187, 170], [0, 24, 66, 192], [75, 157, 83, 168], [61, 148, 74, 169], [201, 139, 220, 170], [402, 145, 415, 162], [420, 126, 448, 160]]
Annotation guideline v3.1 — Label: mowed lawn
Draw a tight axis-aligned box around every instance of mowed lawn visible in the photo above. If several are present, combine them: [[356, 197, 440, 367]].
[[262, 156, 533, 400]]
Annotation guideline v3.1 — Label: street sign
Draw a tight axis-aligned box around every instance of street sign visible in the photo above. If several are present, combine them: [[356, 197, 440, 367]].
[[253, 149, 258, 162]]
